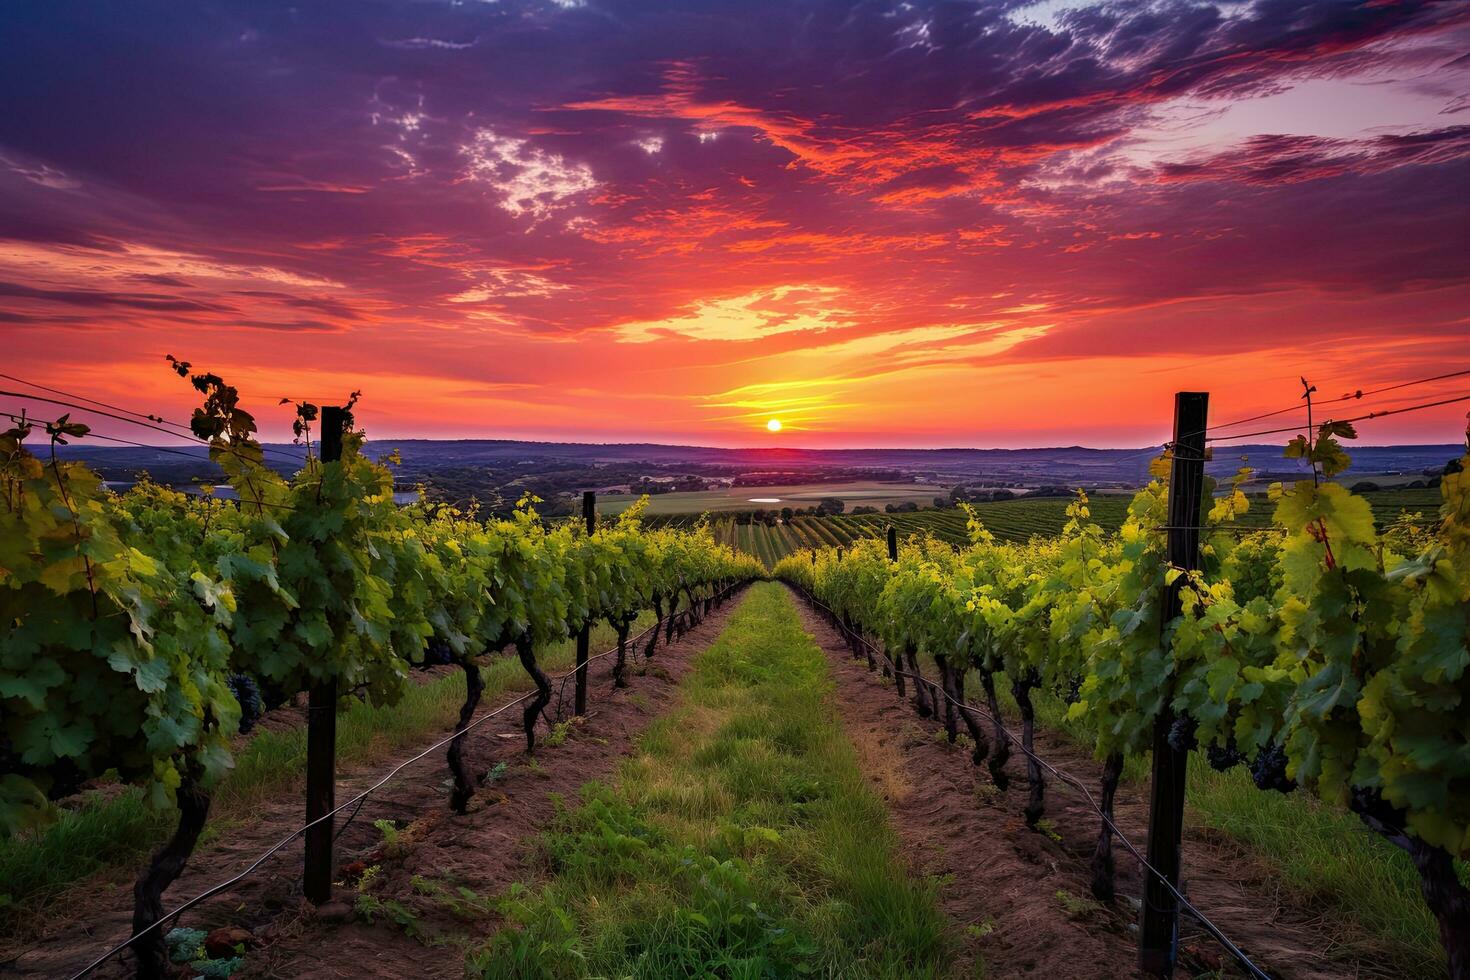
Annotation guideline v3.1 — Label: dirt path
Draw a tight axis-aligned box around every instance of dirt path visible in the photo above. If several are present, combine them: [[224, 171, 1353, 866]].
[[790, 587, 1381, 980], [7, 590, 748, 980]]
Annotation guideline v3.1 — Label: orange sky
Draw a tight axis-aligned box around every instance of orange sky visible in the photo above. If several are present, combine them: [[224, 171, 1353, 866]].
[[3, 1, 1469, 449]]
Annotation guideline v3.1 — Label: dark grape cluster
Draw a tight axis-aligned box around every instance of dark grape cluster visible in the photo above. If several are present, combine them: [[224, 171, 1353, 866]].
[[1166, 714, 1197, 753], [1249, 742, 1296, 794], [1064, 675, 1082, 705], [1206, 738, 1246, 772], [226, 673, 263, 734], [421, 638, 454, 668]]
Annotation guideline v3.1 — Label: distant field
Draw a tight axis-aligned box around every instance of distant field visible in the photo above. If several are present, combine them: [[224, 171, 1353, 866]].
[[598, 480, 941, 515], [690, 485, 1447, 567]]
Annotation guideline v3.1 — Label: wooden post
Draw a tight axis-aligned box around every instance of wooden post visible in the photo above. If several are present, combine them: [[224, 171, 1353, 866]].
[[885, 523, 906, 692], [574, 490, 595, 716], [304, 405, 347, 906], [1139, 391, 1208, 976]]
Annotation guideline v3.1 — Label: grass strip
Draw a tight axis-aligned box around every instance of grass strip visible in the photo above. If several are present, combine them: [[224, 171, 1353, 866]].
[[469, 582, 953, 979]]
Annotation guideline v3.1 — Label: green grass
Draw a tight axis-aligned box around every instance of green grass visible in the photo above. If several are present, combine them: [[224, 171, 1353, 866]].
[[0, 615, 653, 939], [469, 583, 954, 979]]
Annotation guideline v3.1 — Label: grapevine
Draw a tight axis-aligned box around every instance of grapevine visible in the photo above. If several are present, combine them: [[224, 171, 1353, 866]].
[[0, 362, 763, 979], [775, 421, 1470, 975]]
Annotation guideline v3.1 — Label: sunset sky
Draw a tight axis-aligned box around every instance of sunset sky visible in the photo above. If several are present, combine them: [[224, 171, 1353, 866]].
[[2, 0, 1468, 448]]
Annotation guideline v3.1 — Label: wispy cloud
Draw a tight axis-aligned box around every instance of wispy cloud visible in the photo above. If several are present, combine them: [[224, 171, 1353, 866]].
[[460, 129, 597, 221], [613, 285, 849, 343]]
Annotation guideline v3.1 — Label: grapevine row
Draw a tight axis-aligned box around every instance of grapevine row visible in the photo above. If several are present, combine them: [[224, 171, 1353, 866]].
[[0, 362, 762, 978], [775, 421, 1470, 977]]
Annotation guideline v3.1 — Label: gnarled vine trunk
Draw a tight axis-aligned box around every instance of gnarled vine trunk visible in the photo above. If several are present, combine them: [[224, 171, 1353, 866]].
[[933, 654, 959, 743], [843, 616, 874, 670], [1012, 671, 1045, 826], [979, 670, 1010, 790], [950, 665, 990, 763], [612, 617, 633, 688], [131, 775, 211, 980], [888, 644, 905, 695], [447, 656, 486, 813], [516, 636, 551, 753], [905, 643, 933, 718], [644, 594, 664, 658], [665, 588, 681, 642], [1353, 790, 1469, 979], [1090, 751, 1125, 900]]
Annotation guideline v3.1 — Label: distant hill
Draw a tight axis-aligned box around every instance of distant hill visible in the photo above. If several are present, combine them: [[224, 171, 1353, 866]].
[[55, 437, 1464, 491]]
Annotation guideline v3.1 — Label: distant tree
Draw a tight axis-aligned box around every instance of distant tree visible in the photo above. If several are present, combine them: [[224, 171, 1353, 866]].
[[817, 497, 845, 515], [780, 506, 794, 523], [852, 505, 879, 515], [1351, 481, 1381, 493]]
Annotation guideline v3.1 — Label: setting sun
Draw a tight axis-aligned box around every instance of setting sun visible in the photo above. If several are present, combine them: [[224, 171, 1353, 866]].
[[766, 419, 783, 432]]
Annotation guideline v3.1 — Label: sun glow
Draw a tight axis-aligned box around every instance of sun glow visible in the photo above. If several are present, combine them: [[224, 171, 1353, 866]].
[[766, 418, 782, 432]]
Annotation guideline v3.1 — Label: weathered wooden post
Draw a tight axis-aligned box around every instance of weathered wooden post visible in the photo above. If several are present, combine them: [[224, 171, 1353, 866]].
[[304, 405, 347, 905], [1140, 391, 1208, 976], [574, 490, 595, 716]]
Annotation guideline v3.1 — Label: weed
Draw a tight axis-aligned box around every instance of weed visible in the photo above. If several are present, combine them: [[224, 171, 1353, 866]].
[[1054, 889, 1102, 919], [544, 716, 584, 748], [355, 894, 432, 943], [411, 876, 496, 921]]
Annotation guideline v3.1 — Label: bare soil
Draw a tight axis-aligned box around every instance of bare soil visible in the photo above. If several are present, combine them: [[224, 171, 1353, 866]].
[[4, 591, 747, 980], [791, 588, 1388, 980]]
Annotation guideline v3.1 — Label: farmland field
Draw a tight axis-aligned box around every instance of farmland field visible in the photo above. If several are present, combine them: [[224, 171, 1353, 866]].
[[695, 485, 1448, 566], [597, 480, 942, 515]]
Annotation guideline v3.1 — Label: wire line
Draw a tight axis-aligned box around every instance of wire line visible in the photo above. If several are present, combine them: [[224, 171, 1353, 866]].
[[1206, 393, 1470, 443], [0, 388, 307, 465]]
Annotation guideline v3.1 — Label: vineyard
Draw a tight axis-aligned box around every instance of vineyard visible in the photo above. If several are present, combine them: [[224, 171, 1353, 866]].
[[774, 397, 1470, 978], [0, 364, 762, 978], [668, 486, 1448, 568], [3, 369, 1469, 980]]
